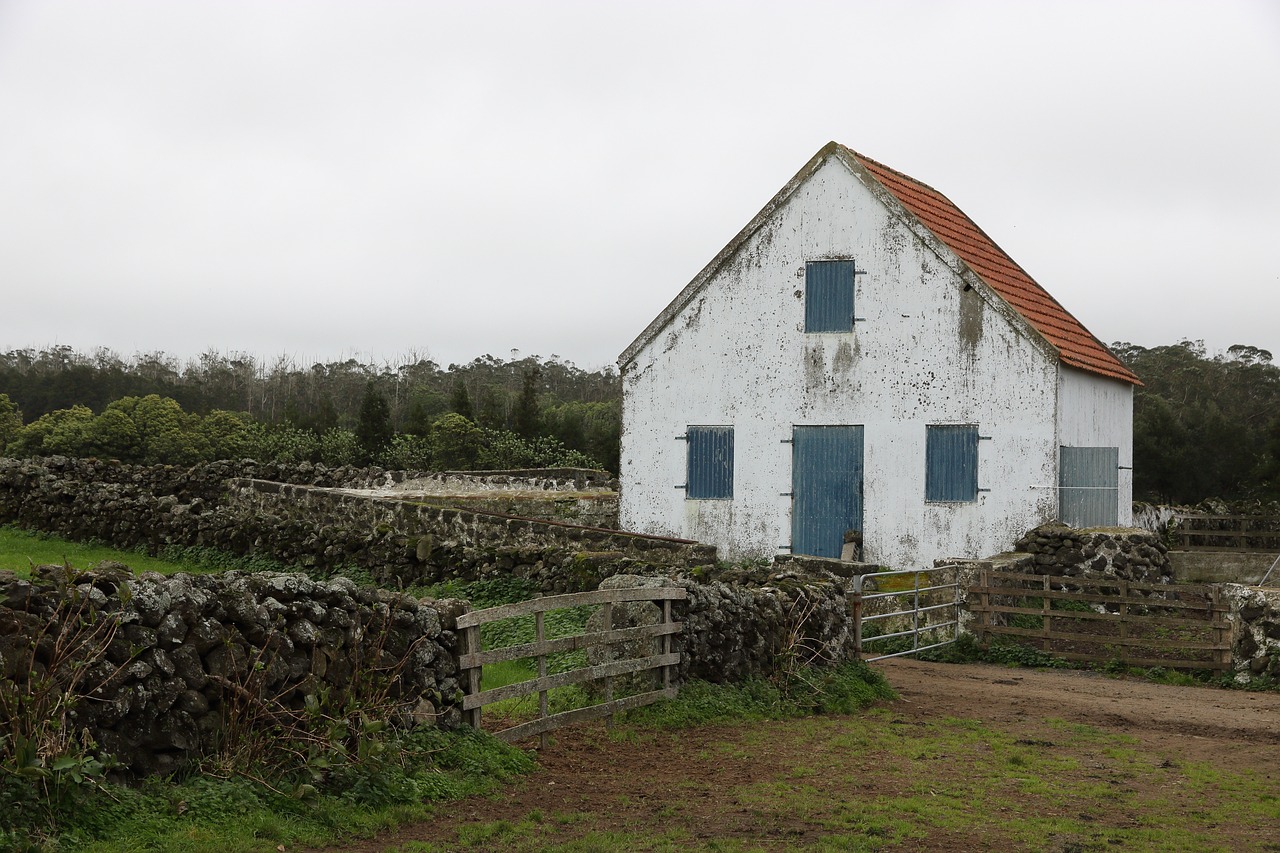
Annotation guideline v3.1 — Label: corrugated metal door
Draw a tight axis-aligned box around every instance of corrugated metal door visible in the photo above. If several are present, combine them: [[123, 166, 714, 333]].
[[805, 261, 855, 332], [1059, 446, 1119, 528], [792, 425, 864, 558]]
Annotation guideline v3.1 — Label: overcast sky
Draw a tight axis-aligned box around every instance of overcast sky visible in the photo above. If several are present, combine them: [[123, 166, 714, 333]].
[[1, 0, 1277, 372]]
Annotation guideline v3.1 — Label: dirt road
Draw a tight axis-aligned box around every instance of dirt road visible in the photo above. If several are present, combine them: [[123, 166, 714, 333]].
[[883, 658, 1280, 764], [321, 661, 1280, 851]]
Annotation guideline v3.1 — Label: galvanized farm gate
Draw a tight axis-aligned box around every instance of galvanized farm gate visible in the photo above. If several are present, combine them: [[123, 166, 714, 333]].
[[851, 565, 961, 661], [457, 587, 685, 744]]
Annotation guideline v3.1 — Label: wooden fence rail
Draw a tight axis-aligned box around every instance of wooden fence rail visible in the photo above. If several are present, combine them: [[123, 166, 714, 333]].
[[1171, 513, 1280, 552], [456, 587, 686, 744], [968, 570, 1232, 672]]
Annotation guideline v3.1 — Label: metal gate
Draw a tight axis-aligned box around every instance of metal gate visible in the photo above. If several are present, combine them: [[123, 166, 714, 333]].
[[851, 565, 960, 661], [791, 425, 863, 558]]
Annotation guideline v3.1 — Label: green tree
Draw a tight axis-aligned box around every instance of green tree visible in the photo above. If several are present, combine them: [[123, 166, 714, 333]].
[[0, 393, 22, 455], [433, 413, 482, 470], [449, 379, 474, 421], [380, 433, 434, 470], [317, 428, 362, 466], [10, 406, 96, 457], [198, 410, 253, 461], [514, 365, 542, 439], [355, 385, 393, 462], [106, 395, 208, 465], [85, 407, 142, 460], [1116, 340, 1280, 503]]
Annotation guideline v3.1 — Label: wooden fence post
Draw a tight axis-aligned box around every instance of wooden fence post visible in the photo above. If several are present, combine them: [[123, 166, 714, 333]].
[[464, 623, 482, 729], [1040, 573, 1050, 651], [662, 597, 673, 691], [536, 610, 548, 750]]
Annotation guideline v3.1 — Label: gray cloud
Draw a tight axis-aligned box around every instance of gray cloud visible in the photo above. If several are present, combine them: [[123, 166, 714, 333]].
[[1, 0, 1277, 369]]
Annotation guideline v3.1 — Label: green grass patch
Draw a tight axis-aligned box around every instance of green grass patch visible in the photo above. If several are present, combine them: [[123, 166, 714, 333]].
[[1, 726, 534, 853], [0, 526, 271, 578], [0, 525, 209, 577], [0, 525, 372, 583], [618, 661, 895, 729]]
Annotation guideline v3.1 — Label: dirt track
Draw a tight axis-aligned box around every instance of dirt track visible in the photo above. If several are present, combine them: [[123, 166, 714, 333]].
[[883, 658, 1280, 764], [320, 661, 1280, 851]]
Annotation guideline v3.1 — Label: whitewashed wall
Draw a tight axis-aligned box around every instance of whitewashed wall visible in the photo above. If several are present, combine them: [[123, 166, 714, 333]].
[[620, 154, 1066, 569], [1056, 365, 1135, 524]]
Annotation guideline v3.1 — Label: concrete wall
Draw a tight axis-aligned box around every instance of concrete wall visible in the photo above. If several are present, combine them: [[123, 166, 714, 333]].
[[621, 152, 1060, 569], [1169, 551, 1278, 585], [1056, 365, 1134, 525]]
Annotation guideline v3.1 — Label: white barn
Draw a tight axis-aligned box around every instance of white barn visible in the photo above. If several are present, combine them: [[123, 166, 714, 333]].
[[618, 142, 1140, 569]]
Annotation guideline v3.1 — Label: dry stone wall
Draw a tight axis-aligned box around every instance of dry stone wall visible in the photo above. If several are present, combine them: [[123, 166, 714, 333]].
[[1007, 522, 1172, 584], [592, 567, 861, 685], [0, 457, 714, 592], [0, 564, 464, 777], [1221, 584, 1280, 683], [229, 479, 712, 590]]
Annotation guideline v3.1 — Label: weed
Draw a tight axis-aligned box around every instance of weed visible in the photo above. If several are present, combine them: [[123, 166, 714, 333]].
[[0, 565, 130, 841]]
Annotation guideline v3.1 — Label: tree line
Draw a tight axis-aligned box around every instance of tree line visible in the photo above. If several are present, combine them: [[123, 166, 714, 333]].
[[0, 348, 620, 472], [1113, 341, 1279, 505], [2, 341, 1277, 504]]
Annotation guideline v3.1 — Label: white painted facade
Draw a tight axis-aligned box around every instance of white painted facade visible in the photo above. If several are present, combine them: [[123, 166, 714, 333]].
[[619, 147, 1134, 569], [1056, 365, 1135, 524]]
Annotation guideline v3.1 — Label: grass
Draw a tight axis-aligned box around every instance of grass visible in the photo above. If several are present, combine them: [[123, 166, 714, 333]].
[[413, 577, 601, 724], [2, 661, 897, 852], [0, 524, 363, 581], [1, 726, 536, 853], [0, 525, 211, 577], [382, 707, 1280, 852]]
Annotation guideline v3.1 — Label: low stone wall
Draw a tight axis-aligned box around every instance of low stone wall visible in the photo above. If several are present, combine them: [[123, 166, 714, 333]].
[[228, 479, 713, 590], [393, 468, 617, 493], [1006, 522, 1172, 584], [595, 565, 861, 684], [0, 565, 464, 777], [1222, 584, 1280, 683], [0, 457, 714, 593]]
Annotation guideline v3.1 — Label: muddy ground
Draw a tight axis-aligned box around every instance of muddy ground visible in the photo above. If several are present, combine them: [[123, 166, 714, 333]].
[[320, 660, 1280, 851]]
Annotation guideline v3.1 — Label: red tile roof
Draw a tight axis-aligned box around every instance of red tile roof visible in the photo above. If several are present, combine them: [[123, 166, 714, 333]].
[[846, 146, 1140, 385]]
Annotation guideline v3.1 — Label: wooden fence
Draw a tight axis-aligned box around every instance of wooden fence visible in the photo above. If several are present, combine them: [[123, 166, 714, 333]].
[[968, 570, 1232, 672], [1171, 513, 1280, 552], [457, 587, 686, 744]]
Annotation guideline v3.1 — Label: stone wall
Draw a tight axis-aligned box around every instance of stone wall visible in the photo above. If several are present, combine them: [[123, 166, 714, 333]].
[[594, 567, 861, 684], [1221, 584, 1280, 683], [228, 479, 713, 590], [0, 565, 464, 777], [1005, 522, 1172, 584], [393, 469, 617, 492], [0, 457, 713, 593]]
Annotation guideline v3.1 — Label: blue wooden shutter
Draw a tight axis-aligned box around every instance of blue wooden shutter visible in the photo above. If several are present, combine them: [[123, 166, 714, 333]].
[[805, 261, 855, 332], [1059, 446, 1119, 527], [687, 426, 733, 499], [926, 425, 979, 502]]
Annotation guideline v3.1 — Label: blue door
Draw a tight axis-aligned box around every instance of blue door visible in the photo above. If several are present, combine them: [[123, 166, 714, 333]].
[[792, 425, 864, 558]]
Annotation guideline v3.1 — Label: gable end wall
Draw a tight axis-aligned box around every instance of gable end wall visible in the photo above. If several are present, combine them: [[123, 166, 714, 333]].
[[621, 157, 1065, 568]]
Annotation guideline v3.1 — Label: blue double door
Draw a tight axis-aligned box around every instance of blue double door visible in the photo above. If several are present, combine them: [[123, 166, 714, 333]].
[[791, 425, 864, 559]]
